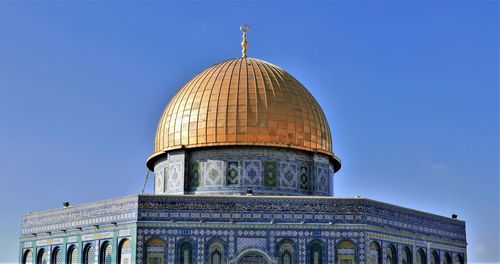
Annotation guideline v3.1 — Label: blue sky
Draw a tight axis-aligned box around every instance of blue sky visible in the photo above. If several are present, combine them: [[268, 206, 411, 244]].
[[0, 1, 498, 262]]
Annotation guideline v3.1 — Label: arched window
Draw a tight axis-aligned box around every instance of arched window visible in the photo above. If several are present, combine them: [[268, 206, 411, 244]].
[[118, 239, 132, 264], [386, 244, 397, 264], [84, 244, 96, 264], [455, 254, 464, 264], [309, 240, 323, 264], [444, 253, 452, 264], [431, 251, 439, 264], [178, 240, 194, 264], [402, 247, 412, 264], [146, 238, 166, 264], [23, 250, 33, 264], [417, 249, 426, 264], [52, 247, 63, 264], [337, 240, 356, 264], [207, 239, 224, 264], [278, 240, 295, 264], [370, 242, 382, 264], [37, 249, 49, 264], [67, 245, 78, 264], [100, 242, 112, 264]]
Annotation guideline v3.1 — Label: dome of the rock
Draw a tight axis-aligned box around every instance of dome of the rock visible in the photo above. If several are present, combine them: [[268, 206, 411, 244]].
[[147, 57, 340, 172]]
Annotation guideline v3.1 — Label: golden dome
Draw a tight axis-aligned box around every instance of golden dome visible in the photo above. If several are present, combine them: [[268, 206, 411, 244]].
[[147, 57, 340, 171]]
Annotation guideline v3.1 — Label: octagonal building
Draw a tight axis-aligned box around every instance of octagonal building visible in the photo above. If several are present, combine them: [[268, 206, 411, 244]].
[[19, 28, 467, 264]]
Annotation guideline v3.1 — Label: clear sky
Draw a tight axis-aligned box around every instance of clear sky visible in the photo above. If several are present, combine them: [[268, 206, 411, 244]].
[[0, 1, 498, 263]]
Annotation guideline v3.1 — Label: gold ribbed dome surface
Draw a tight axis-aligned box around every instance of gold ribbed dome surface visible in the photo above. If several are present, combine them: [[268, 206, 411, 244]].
[[148, 57, 337, 167]]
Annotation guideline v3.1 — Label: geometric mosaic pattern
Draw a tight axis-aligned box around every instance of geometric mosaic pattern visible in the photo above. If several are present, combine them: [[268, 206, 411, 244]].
[[316, 166, 329, 194], [152, 148, 337, 196], [20, 195, 466, 264], [237, 237, 267, 252], [242, 160, 262, 186], [279, 162, 298, 188], [299, 166, 310, 191], [203, 160, 224, 187], [226, 161, 240, 186], [167, 158, 184, 193], [155, 170, 164, 194]]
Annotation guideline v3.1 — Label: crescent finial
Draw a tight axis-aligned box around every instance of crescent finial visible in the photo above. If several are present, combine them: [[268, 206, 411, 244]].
[[240, 24, 249, 58]]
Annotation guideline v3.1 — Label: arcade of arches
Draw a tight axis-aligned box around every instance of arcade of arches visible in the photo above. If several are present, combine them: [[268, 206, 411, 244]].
[[22, 238, 465, 264]]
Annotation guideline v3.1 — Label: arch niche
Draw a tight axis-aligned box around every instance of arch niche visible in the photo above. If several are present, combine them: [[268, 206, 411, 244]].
[[232, 249, 276, 264]]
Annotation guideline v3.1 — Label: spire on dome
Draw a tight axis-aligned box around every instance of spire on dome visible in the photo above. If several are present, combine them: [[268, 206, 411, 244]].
[[240, 24, 249, 58]]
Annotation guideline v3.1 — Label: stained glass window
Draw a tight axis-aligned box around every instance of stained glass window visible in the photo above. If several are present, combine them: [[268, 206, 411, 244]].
[[100, 243, 112, 264], [417, 249, 426, 264], [309, 240, 323, 264], [119, 239, 132, 264], [402, 247, 412, 264], [208, 240, 224, 264], [179, 240, 193, 264], [68, 246, 78, 264], [53, 248, 63, 264], [37, 250, 49, 264], [431, 251, 439, 264], [23, 250, 32, 264], [337, 240, 356, 264], [146, 238, 166, 264], [444, 253, 452, 264], [386, 244, 397, 264], [278, 241, 294, 264], [370, 242, 382, 264], [84, 245, 96, 264]]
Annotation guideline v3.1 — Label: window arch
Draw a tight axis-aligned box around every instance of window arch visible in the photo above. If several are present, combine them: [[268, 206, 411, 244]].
[[118, 239, 132, 264], [146, 238, 166, 264], [100, 242, 112, 264], [455, 254, 464, 264], [308, 240, 323, 264], [386, 244, 397, 264], [444, 253, 452, 264], [402, 246, 412, 264], [337, 240, 356, 264], [178, 240, 194, 264], [23, 250, 33, 264], [278, 239, 295, 264], [37, 249, 49, 264], [83, 244, 96, 264], [417, 248, 426, 264], [67, 245, 78, 264], [430, 251, 439, 264], [369, 242, 382, 264], [52, 247, 63, 264], [207, 239, 225, 264]]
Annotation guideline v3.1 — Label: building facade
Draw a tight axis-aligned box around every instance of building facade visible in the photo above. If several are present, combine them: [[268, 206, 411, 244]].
[[19, 30, 467, 264]]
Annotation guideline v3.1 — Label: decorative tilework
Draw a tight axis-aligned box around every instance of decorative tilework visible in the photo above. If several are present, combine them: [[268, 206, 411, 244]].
[[237, 237, 267, 252], [299, 238, 306, 263], [155, 170, 164, 194], [269, 236, 276, 254], [20, 195, 466, 264], [316, 165, 329, 194], [189, 162, 200, 188], [167, 158, 184, 193], [203, 160, 224, 187], [154, 147, 336, 196], [263, 161, 278, 187], [328, 239, 335, 264], [242, 160, 262, 186], [279, 162, 298, 188], [226, 161, 240, 186], [168, 237, 175, 263], [299, 166, 310, 191]]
